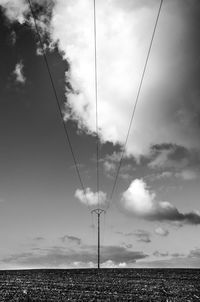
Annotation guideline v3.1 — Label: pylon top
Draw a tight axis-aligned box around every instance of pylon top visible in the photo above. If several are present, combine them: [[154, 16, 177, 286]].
[[91, 208, 106, 215]]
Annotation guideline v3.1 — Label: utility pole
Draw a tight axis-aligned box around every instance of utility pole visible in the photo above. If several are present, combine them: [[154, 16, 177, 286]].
[[91, 208, 105, 269]]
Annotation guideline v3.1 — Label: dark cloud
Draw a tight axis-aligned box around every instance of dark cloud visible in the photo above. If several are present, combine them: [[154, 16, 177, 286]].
[[2, 245, 148, 267], [153, 251, 169, 257], [148, 144, 200, 182], [122, 243, 133, 249], [122, 179, 200, 225], [33, 236, 44, 241], [171, 253, 184, 258], [145, 206, 200, 225], [149, 144, 190, 169], [125, 230, 151, 243], [116, 230, 151, 243], [61, 235, 81, 245], [100, 246, 147, 264]]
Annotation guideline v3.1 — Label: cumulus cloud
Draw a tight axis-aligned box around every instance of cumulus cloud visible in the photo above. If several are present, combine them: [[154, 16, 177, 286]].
[[154, 226, 169, 237], [122, 178, 200, 224], [47, 0, 200, 159], [1, 0, 200, 159], [13, 61, 26, 84], [75, 187, 107, 206]]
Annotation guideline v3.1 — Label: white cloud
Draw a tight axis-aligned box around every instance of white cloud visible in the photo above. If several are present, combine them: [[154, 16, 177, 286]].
[[13, 61, 26, 84], [122, 179, 155, 215], [0, 0, 28, 24], [1, 0, 200, 158], [0, 0, 52, 44], [101, 260, 128, 268], [48, 0, 200, 159], [75, 187, 107, 206], [121, 178, 200, 224], [154, 226, 169, 236]]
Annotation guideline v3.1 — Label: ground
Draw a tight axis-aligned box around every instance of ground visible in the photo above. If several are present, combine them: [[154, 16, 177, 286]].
[[0, 269, 200, 301]]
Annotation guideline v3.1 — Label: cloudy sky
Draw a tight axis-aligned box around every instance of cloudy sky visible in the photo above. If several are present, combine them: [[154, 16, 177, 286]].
[[0, 0, 200, 269]]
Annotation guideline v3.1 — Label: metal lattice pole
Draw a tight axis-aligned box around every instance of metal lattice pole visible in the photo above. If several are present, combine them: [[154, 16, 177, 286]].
[[91, 208, 105, 269]]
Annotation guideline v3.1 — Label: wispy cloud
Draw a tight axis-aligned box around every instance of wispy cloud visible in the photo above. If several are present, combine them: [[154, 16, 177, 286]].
[[122, 178, 200, 224], [122, 230, 151, 243], [154, 227, 169, 237], [188, 248, 200, 259], [61, 235, 81, 245], [148, 144, 190, 169], [139, 248, 200, 268], [175, 169, 198, 180], [148, 144, 199, 180], [153, 250, 169, 257], [102, 151, 134, 180], [33, 236, 45, 241], [9, 30, 16, 45], [134, 230, 151, 243], [13, 61, 26, 84]]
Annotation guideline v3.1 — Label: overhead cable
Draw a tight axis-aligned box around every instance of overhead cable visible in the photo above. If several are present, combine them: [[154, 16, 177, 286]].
[[93, 0, 100, 208], [107, 0, 164, 210], [27, 0, 91, 210]]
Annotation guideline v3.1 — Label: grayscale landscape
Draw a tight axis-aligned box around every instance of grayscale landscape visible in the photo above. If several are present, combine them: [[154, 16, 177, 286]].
[[0, 0, 200, 300]]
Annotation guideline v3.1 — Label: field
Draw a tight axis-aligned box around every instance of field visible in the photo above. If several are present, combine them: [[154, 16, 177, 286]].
[[0, 269, 200, 301]]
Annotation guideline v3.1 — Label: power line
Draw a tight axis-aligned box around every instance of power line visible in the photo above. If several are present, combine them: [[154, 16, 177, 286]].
[[27, 0, 91, 210], [93, 0, 100, 207], [107, 0, 164, 210], [92, 0, 106, 269]]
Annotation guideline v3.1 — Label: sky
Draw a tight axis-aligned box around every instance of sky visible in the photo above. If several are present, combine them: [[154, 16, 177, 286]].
[[0, 0, 200, 269]]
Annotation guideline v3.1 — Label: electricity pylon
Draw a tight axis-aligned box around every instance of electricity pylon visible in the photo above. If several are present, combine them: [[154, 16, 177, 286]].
[[91, 208, 105, 269]]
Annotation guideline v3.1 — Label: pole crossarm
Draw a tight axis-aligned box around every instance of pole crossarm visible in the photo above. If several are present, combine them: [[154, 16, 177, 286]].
[[91, 208, 106, 215]]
